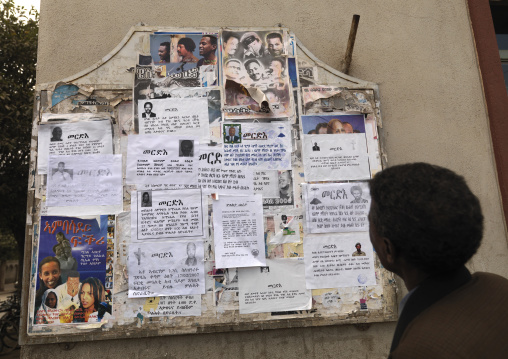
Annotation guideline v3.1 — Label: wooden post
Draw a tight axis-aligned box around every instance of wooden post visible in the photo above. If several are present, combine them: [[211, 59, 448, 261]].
[[341, 14, 360, 74]]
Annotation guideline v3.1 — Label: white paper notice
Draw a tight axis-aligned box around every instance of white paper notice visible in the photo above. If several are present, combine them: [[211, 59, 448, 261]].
[[38, 119, 113, 174], [138, 295, 201, 317], [302, 182, 370, 233], [303, 134, 370, 181], [131, 189, 205, 241], [138, 98, 210, 142], [238, 259, 312, 314], [126, 135, 199, 185], [253, 170, 279, 198], [223, 122, 292, 170], [128, 241, 205, 297], [46, 155, 122, 207], [212, 194, 266, 268], [197, 147, 254, 195], [303, 233, 376, 289]]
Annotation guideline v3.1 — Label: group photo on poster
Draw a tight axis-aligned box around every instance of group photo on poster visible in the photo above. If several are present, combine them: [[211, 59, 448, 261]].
[[222, 30, 292, 118], [34, 216, 113, 325]]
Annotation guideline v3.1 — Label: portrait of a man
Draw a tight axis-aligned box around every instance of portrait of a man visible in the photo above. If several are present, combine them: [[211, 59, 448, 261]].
[[142, 102, 156, 118], [140, 191, 152, 208], [224, 125, 241, 143], [179, 140, 194, 157], [51, 126, 63, 142]]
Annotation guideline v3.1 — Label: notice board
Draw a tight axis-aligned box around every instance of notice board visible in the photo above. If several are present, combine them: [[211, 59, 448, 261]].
[[21, 26, 397, 344]]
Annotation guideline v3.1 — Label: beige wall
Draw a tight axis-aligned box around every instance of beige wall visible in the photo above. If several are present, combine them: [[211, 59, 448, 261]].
[[33, 0, 508, 357]]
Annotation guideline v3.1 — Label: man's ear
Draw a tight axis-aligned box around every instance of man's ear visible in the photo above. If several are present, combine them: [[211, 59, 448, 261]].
[[383, 237, 398, 267]]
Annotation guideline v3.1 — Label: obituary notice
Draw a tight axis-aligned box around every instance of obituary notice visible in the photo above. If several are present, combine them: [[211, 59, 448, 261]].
[[303, 233, 376, 289], [38, 118, 113, 174], [302, 182, 370, 234], [128, 241, 205, 297], [238, 259, 312, 314], [126, 135, 199, 185], [138, 98, 210, 142], [131, 188, 205, 241], [212, 194, 266, 268], [46, 154, 122, 208], [137, 295, 201, 317]]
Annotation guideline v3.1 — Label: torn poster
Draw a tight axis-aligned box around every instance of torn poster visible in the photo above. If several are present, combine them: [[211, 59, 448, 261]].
[[128, 241, 205, 297], [301, 115, 370, 181], [37, 117, 113, 174], [212, 194, 266, 268], [254, 170, 294, 207], [126, 135, 199, 185], [150, 32, 218, 87], [46, 155, 122, 208], [131, 188, 205, 241], [222, 30, 292, 118], [33, 215, 113, 325], [135, 295, 201, 317], [138, 98, 210, 142], [303, 233, 376, 289], [238, 259, 311, 314], [302, 86, 374, 114], [223, 122, 292, 170], [266, 212, 302, 244], [302, 182, 370, 234]]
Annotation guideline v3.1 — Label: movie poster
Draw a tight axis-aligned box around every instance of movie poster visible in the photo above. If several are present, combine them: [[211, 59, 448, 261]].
[[33, 215, 113, 325]]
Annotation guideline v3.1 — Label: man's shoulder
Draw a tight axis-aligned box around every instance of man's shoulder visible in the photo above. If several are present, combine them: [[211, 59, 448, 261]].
[[394, 272, 508, 358]]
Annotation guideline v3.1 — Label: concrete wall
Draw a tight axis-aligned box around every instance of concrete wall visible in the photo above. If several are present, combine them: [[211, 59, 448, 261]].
[[32, 0, 508, 357]]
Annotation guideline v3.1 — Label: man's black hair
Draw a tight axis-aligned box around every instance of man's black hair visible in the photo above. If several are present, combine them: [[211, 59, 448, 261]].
[[315, 122, 328, 133], [369, 163, 483, 275], [244, 58, 261, 69], [223, 32, 239, 45], [270, 57, 285, 69], [144, 102, 153, 108], [160, 42, 171, 51], [177, 37, 196, 53], [203, 35, 217, 46], [266, 32, 283, 42]]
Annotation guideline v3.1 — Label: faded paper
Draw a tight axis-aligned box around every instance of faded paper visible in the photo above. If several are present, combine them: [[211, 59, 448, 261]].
[[212, 194, 266, 268], [254, 170, 294, 207], [46, 155, 122, 208], [38, 118, 113, 174], [223, 122, 292, 170], [253, 170, 279, 198], [128, 241, 205, 297], [126, 135, 199, 185], [135, 295, 201, 317], [302, 182, 370, 234], [303, 233, 376, 289], [131, 188, 205, 241], [238, 258, 311, 314], [268, 213, 302, 244], [138, 98, 209, 142]]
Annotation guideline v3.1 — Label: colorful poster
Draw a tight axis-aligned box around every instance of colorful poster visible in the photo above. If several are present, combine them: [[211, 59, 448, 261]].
[[34, 215, 113, 325], [302, 182, 370, 234], [37, 117, 113, 174], [222, 30, 292, 118], [303, 233, 376, 289]]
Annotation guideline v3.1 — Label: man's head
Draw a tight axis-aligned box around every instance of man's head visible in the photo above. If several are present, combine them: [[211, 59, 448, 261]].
[[158, 42, 171, 62], [328, 119, 345, 134], [368, 163, 483, 276], [57, 162, 65, 173], [240, 32, 262, 54], [355, 243, 362, 252], [199, 35, 217, 58], [177, 38, 196, 58], [350, 185, 363, 200], [66, 271, 81, 297], [228, 126, 236, 137], [187, 242, 196, 259], [142, 192, 150, 203], [225, 59, 242, 80], [244, 59, 263, 81], [266, 33, 284, 56], [316, 123, 328, 134], [180, 140, 193, 155], [52, 127, 62, 140], [144, 102, 153, 114], [269, 57, 285, 78], [223, 34, 239, 57], [342, 122, 354, 134], [278, 171, 291, 189], [265, 89, 280, 104]]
